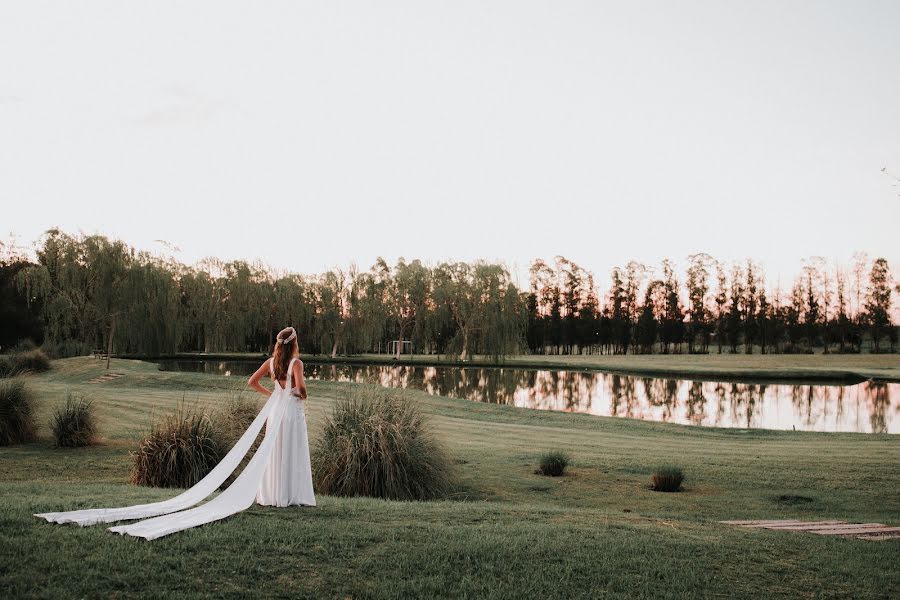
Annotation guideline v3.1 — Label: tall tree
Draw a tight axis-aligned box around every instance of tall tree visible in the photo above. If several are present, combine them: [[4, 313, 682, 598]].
[[685, 253, 712, 354], [864, 258, 893, 352]]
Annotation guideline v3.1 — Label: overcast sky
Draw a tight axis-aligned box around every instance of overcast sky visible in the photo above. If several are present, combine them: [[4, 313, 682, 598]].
[[2, 1, 898, 289]]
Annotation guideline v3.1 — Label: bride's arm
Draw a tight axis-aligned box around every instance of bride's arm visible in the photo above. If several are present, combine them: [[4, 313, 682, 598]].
[[247, 361, 272, 396], [292, 360, 308, 400]]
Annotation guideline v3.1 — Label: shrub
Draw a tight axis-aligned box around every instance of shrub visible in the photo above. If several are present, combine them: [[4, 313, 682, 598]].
[[130, 402, 226, 488], [650, 466, 684, 492], [0, 378, 37, 445], [537, 450, 571, 476], [41, 340, 91, 359], [51, 392, 98, 447], [312, 387, 455, 501], [0, 349, 51, 377], [11, 339, 38, 353]]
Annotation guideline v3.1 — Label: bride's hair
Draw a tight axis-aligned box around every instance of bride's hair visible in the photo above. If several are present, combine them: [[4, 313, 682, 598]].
[[272, 326, 299, 382]]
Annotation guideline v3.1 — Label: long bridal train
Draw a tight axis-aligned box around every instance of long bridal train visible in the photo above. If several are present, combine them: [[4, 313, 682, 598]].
[[34, 357, 315, 540]]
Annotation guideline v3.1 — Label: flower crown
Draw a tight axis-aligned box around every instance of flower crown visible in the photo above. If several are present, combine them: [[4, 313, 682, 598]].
[[277, 327, 297, 345]]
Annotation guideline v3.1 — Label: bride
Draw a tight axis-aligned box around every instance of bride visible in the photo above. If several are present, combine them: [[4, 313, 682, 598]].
[[34, 326, 316, 540]]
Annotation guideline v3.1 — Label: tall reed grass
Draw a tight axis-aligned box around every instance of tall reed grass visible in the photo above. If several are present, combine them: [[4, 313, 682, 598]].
[[0, 378, 37, 445], [51, 392, 98, 447], [130, 401, 225, 488], [650, 466, 685, 492], [537, 450, 570, 476], [312, 386, 455, 501], [0, 349, 51, 377]]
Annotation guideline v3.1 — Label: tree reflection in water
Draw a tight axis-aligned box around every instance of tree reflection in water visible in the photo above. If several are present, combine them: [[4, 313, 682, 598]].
[[161, 360, 899, 433]]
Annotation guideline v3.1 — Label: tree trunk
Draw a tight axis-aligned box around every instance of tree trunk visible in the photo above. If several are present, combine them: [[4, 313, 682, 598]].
[[105, 316, 116, 370], [395, 320, 405, 360], [459, 328, 469, 361]]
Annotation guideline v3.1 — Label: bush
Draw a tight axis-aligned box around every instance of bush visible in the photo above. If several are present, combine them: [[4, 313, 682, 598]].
[[10, 339, 38, 353], [312, 387, 455, 501], [41, 340, 91, 359], [537, 450, 570, 476], [650, 466, 684, 492], [0, 349, 51, 377], [51, 392, 98, 447], [0, 378, 37, 445], [130, 402, 226, 488]]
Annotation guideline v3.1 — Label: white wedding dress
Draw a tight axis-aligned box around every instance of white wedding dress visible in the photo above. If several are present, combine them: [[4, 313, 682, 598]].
[[34, 357, 316, 540]]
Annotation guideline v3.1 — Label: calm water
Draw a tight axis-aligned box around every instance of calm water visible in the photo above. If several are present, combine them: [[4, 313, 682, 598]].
[[158, 360, 899, 434]]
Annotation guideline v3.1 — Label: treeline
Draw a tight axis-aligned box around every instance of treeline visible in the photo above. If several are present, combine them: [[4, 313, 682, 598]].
[[527, 254, 896, 355], [0, 230, 896, 359], [1, 230, 523, 359]]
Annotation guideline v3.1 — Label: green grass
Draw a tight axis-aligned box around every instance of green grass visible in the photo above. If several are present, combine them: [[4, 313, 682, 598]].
[[129, 351, 900, 383], [1, 357, 898, 599]]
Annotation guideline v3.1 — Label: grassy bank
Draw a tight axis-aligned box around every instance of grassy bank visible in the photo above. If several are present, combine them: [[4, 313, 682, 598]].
[[128, 351, 900, 383], [1, 358, 898, 599]]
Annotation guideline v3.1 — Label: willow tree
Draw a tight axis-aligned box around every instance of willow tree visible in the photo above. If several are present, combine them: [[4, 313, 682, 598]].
[[117, 254, 183, 355], [376, 258, 431, 358], [180, 265, 225, 352], [432, 261, 523, 360], [270, 273, 317, 352], [18, 231, 134, 367], [17, 230, 91, 346], [319, 268, 352, 358]]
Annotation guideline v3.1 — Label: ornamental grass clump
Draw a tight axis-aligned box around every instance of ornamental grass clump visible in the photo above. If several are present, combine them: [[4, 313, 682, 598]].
[[0, 378, 37, 445], [537, 450, 571, 476], [312, 387, 455, 501], [130, 401, 225, 488], [0, 349, 51, 377], [51, 392, 98, 447], [650, 465, 685, 492]]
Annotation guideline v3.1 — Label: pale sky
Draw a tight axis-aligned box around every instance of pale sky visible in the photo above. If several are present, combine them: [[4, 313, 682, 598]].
[[2, 1, 899, 289]]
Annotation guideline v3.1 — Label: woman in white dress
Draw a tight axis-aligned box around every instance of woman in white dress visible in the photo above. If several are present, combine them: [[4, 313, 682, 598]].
[[34, 326, 316, 540], [249, 327, 317, 508]]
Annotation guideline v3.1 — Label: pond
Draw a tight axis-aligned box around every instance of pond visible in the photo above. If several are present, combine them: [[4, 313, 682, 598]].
[[157, 360, 899, 434]]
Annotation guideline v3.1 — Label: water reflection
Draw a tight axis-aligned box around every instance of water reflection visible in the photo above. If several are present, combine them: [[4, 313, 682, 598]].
[[159, 360, 899, 434]]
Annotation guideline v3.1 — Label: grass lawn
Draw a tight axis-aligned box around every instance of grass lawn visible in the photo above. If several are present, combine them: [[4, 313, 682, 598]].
[[1, 357, 898, 599], [143, 351, 900, 383]]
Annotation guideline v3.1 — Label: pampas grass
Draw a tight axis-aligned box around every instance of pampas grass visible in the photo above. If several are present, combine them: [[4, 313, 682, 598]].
[[0, 378, 37, 445], [51, 392, 98, 447], [312, 386, 455, 501], [130, 400, 225, 488], [0, 349, 51, 377]]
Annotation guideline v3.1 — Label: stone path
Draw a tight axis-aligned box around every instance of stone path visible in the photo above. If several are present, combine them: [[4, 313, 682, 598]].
[[86, 373, 124, 384], [721, 519, 900, 540]]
